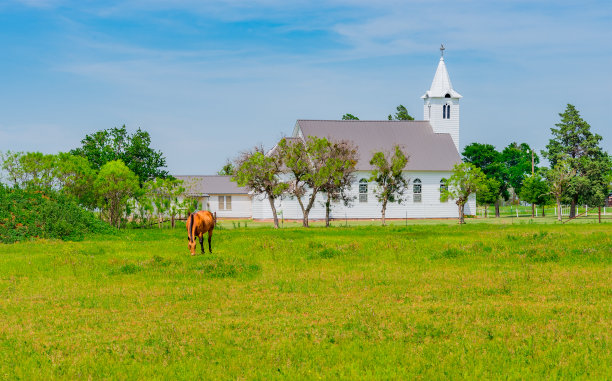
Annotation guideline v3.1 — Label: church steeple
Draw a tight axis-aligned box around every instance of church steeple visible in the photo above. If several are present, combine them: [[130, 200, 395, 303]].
[[422, 45, 461, 150], [422, 45, 462, 99]]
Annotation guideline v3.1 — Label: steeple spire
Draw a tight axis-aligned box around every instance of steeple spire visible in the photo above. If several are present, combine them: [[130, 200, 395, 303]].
[[421, 46, 462, 99]]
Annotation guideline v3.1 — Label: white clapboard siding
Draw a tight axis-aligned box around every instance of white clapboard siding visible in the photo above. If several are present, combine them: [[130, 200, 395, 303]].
[[251, 171, 475, 220], [207, 194, 252, 218]]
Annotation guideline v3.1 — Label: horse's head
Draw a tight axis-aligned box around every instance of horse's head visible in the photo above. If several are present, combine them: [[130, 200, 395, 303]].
[[188, 236, 197, 255]]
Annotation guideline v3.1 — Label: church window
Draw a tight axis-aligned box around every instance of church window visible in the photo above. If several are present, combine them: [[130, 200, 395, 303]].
[[413, 178, 422, 203], [440, 179, 448, 202], [447, 104, 451, 119], [359, 179, 368, 203], [445, 93, 451, 98], [442, 105, 446, 119]]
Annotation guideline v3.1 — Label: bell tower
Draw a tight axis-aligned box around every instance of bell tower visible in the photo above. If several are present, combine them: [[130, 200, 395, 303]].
[[422, 44, 462, 150]]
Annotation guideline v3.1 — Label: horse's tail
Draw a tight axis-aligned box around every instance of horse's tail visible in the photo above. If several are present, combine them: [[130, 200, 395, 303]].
[[188, 212, 194, 242]]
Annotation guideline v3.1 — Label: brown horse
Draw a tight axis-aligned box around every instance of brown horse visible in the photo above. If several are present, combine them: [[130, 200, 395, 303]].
[[186, 210, 216, 255]]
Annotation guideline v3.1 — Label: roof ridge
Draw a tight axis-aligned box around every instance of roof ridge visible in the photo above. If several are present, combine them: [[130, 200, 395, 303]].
[[297, 119, 428, 122]]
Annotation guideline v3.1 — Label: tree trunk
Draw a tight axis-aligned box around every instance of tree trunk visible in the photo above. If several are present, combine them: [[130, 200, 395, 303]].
[[325, 193, 331, 228], [542, 204, 545, 217], [381, 199, 388, 226], [531, 203, 535, 218], [570, 195, 577, 218], [171, 215, 175, 229], [556, 198, 562, 222], [458, 202, 465, 224], [268, 195, 279, 229], [495, 199, 500, 218], [484, 205, 488, 218]]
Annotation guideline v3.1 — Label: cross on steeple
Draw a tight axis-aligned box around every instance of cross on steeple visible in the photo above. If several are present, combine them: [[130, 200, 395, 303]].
[[440, 44, 445, 58]]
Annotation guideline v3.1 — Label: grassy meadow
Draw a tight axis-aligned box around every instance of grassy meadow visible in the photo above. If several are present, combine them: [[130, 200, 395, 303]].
[[0, 222, 610, 379]]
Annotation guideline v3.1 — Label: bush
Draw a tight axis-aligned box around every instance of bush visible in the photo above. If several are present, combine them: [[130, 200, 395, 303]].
[[0, 185, 114, 243]]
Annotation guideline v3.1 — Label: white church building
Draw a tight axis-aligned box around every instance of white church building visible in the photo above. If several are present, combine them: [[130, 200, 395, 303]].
[[178, 49, 475, 220]]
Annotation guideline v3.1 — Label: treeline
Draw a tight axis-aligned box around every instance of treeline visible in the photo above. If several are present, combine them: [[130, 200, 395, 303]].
[[0, 126, 188, 241], [462, 104, 610, 221]]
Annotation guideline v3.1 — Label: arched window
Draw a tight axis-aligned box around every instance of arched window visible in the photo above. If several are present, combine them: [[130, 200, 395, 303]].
[[413, 178, 422, 203], [440, 179, 448, 202], [442, 105, 446, 119], [359, 178, 368, 203], [447, 104, 451, 119], [445, 93, 451, 98]]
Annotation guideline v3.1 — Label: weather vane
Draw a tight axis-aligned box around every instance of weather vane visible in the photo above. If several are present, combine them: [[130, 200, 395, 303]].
[[440, 44, 445, 57]]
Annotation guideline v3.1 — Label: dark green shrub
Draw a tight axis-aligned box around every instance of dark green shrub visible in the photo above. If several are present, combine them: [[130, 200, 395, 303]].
[[0, 185, 114, 243]]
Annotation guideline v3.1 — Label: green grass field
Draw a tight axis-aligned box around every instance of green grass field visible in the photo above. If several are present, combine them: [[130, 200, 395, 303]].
[[0, 223, 610, 379]]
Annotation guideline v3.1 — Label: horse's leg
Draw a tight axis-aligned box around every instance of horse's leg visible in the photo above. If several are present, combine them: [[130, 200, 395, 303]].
[[208, 230, 213, 253], [199, 233, 205, 254]]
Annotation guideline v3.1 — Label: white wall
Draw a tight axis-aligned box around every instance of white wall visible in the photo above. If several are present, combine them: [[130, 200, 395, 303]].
[[208, 194, 252, 218], [252, 171, 464, 220]]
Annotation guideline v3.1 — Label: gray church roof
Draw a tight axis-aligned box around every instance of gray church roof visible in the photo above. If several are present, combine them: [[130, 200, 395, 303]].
[[295, 120, 461, 171], [173, 175, 249, 196]]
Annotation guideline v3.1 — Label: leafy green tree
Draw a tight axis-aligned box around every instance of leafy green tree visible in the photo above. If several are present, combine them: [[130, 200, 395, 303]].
[[501, 142, 538, 196], [441, 163, 488, 224], [71, 125, 168, 185], [94, 160, 139, 228], [545, 160, 576, 221], [520, 174, 550, 217], [0, 151, 25, 186], [462, 143, 508, 217], [54, 153, 97, 209], [369, 145, 410, 226], [0, 151, 57, 188], [387, 105, 414, 121], [279, 136, 354, 227], [342, 113, 359, 120], [477, 176, 500, 218], [318, 140, 358, 227], [217, 160, 235, 176], [232, 146, 287, 228], [542, 104, 610, 217]]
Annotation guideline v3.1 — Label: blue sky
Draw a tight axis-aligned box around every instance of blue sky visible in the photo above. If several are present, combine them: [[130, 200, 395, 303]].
[[1, 0, 611, 174]]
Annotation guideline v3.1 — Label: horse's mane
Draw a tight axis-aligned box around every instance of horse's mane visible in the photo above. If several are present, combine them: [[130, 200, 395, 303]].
[[188, 213, 194, 242]]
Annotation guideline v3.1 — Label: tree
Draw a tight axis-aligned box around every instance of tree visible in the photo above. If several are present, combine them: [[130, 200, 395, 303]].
[[388, 105, 414, 121], [94, 160, 140, 228], [369, 145, 410, 226], [441, 163, 488, 224], [0, 151, 57, 189], [71, 125, 169, 185], [54, 153, 97, 209], [462, 143, 508, 217], [342, 113, 359, 120], [319, 141, 358, 227], [477, 176, 500, 218], [145, 177, 185, 228], [232, 146, 287, 228], [279, 136, 351, 227], [520, 174, 550, 217], [542, 104, 609, 217], [217, 160, 235, 176], [501, 142, 538, 197], [545, 160, 576, 222]]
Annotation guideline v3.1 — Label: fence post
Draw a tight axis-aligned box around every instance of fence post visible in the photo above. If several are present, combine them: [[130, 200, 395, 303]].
[[516, 208, 519, 218]]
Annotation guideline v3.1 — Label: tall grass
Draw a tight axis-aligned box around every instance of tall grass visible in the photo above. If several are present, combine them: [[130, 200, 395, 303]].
[[0, 224, 610, 379]]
